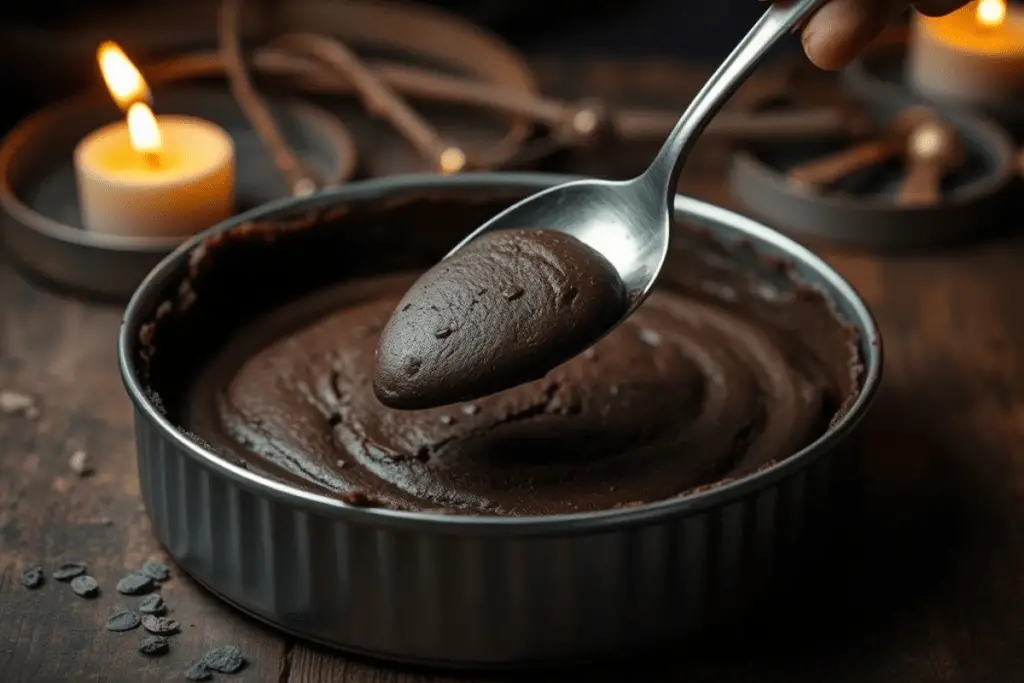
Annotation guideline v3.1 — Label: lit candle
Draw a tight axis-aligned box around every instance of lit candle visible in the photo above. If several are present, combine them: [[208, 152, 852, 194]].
[[74, 42, 235, 238], [907, 0, 1024, 107]]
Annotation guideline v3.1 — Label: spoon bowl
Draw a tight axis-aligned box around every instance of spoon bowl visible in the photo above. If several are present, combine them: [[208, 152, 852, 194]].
[[446, 176, 663, 306], [447, 0, 828, 323]]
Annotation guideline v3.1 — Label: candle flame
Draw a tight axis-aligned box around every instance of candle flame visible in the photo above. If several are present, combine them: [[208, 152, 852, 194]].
[[97, 41, 151, 110], [97, 42, 162, 161], [126, 102, 162, 156], [439, 147, 466, 175], [976, 0, 1006, 28]]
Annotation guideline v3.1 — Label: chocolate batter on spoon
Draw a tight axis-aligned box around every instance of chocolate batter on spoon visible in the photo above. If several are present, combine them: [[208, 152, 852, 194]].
[[374, 229, 627, 410]]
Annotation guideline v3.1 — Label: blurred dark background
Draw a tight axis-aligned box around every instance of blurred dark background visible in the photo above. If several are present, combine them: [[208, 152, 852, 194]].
[[0, 0, 770, 57], [0, 0, 784, 140]]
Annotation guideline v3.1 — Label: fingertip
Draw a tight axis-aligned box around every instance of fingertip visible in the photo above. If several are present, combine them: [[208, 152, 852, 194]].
[[801, 25, 874, 70], [799, 0, 894, 70], [801, 29, 854, 70]]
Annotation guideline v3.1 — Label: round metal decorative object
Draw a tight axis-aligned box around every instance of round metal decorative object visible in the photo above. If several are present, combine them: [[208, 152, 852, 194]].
[[729, 95, 1016, 251], [0, 88, 355, 301]]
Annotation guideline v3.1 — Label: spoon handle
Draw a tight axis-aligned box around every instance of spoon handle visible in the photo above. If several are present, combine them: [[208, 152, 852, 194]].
[[644, 0, 829, 198]]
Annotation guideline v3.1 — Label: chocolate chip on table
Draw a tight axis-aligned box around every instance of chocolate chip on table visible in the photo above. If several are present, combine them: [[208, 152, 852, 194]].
[[138, 635, 169, 656], [20, 565, 44, 589], [70, 575, 100, 598], [106, 608, 141, 632], [141, 615, 180, 635], [184, 662, 212, 681], [138, 594, 165, 615], [117, 572, 156, 595], [53, 562, 88, 581], [139, 561, 172, 582], [201, 645, 246, 674]]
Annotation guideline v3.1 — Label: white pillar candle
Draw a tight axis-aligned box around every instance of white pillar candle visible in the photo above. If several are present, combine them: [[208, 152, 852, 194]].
[[73, 41, 236, 238], [907, 0, 1024, 107], [74, 113, 235, 238]]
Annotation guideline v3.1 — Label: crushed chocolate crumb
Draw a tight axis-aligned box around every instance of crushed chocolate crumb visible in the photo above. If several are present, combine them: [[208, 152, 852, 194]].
[[138, 594, 165, 615], [117, 572, 156, 595], [70, 575, 100, 598], [53, 562, 87, 582], [141, 615, 180, 635], [140, 561, 172, 582], [139, 635, 169, 656], [106, 608, 142, 632], [19, 566, 44, 589], [200, 645, 246, 674]]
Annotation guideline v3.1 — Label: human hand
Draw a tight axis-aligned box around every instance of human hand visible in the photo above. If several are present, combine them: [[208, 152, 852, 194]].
[[792, 0, 970, 69]]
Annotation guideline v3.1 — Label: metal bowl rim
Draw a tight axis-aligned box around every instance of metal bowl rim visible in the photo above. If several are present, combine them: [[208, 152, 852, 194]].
[[117, 171, 883, 535]]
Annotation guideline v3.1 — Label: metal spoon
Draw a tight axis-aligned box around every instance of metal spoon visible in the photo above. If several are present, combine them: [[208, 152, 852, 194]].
[[445, 0, 827, 318]]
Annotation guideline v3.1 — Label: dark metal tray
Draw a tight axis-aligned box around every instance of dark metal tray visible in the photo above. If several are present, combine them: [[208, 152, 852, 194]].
[[0, 87, 355, 301], [729, 94, 1017, 251]]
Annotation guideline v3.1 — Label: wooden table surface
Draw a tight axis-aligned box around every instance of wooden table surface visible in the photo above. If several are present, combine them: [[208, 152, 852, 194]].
[[3, 59, 1024, 683]]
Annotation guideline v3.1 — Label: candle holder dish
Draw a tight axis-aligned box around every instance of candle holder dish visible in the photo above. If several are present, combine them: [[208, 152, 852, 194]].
[[0, 87, 355, 301], [118, 172, 882, 667], [843, 26, 1024, 135], [728, 94, 1016, 251]]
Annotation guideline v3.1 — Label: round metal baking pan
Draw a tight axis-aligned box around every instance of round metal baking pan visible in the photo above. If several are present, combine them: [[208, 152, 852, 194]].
[[843, 26, 1024, 132], [0, 87, 355, 301], [729, 95, 1016, 251], [118, 172, 882, 667]]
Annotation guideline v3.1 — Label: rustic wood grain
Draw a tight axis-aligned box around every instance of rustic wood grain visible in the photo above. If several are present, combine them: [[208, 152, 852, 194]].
[[4, 58, 1024, 683], [0, 265, 288, 682]]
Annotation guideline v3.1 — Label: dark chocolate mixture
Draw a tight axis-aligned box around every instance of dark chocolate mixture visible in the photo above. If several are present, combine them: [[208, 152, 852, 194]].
[[373, 229, 627, 410], [141, 194, 862, 517], [175, 233, 861, 515]]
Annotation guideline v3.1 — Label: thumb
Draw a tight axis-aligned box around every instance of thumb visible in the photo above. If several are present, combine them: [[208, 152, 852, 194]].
[[800, 0, 906, 70]]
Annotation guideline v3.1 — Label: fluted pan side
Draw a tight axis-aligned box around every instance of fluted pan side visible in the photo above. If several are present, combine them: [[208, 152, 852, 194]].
[[135, 408, 848, 665]]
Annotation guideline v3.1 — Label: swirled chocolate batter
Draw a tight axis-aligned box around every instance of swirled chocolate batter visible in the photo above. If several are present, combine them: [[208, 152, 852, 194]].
[[177, 223, 862, 515], [374, 229, 627, 410]]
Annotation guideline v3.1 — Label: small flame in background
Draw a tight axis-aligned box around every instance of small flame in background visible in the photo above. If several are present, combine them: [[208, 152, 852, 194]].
[[439, 147, 466, 175], [96, 41, 162, 157], [976, 0, 1007, 28], [96, 41, 150, 110]]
